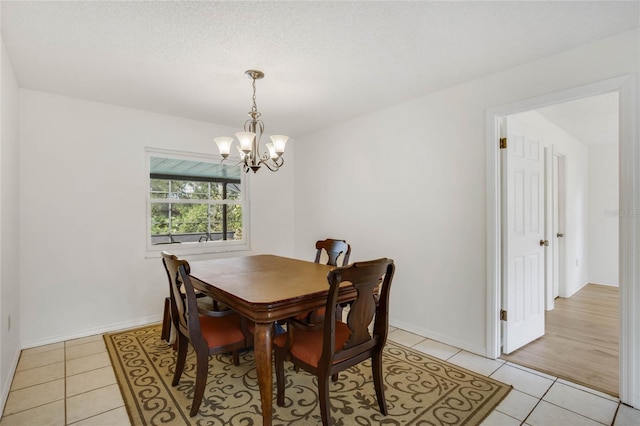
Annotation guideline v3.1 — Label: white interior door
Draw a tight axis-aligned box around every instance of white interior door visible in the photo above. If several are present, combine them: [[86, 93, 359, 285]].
[[502, 117, 546, 354]]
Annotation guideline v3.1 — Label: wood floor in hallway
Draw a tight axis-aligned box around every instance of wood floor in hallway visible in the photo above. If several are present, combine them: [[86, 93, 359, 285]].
[[500, 283, 619, 397]]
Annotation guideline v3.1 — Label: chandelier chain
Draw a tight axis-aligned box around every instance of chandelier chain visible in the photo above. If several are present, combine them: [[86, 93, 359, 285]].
[[251, 77, 258, 113]]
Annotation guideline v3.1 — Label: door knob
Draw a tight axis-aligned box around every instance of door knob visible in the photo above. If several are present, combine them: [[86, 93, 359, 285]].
[[539, 240, 549, 247], [557, 233, 564, 238]]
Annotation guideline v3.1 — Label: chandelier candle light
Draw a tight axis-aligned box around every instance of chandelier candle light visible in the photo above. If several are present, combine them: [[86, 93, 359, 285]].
[[214, 70, 289, 173]]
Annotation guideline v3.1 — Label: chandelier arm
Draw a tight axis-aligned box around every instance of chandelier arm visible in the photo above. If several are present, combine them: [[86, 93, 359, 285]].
[[257, 121, 264, 141], [261, 159, 282, 172], [261, 154, 284, 170]]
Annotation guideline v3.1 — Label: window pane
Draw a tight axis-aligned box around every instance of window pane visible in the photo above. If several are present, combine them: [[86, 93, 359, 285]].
[[227, 204, 243, 239], [150, 179, 169, 199], [150, 203, 170, 243], [206, 182, 243, 201], [150, 179, 243, 201], [207, 205, 243, 240], [168, 180, 209, 200], [172, 204, 209, 233], [209, 183, 224, 200], [226, 184, 242, 200]]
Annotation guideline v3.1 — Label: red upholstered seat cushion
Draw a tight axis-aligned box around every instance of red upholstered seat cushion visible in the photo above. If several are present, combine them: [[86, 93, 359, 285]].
[[274, 321, 352, 367], [199, 313, 246, 349]]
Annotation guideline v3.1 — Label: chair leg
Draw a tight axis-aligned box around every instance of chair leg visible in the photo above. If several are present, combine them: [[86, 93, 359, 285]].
[[190, 350, 209, 417], [275, 347, 286, 407], [372, 351, 388, 415], [232, 350, 239, 366], [318, 374, 331, 426], [161, 297, 171, 343], [172, 334, 188, 386]]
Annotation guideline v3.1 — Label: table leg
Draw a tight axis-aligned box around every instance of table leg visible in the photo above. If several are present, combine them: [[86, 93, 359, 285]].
[[254, 322, 273, 426]]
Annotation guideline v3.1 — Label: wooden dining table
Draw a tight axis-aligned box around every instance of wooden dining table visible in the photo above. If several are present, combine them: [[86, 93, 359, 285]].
[[188, 254, 357, 426]]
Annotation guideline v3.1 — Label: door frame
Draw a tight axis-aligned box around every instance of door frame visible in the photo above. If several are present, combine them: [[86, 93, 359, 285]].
[[551, 151, 567, 302], [544, 145, 553, 312], [485, 74, 639, 406]]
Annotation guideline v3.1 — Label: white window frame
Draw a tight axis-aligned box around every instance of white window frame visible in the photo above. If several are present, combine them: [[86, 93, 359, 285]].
[[145, 147, 250, 256]]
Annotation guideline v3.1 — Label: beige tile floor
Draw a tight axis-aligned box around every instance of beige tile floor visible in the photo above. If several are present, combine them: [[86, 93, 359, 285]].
[[0, 334, 128, 426], [386, 328, 640, 426], [1, 326, 639, 425]]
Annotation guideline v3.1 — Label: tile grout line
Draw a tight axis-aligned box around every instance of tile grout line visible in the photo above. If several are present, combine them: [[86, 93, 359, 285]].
[[63, 339, 121, 424], [521, 377, 618, 426], [2, 350, 67, 419], [540, 399, 619, 425], [611, 403, 622, 426], [66, 406, 123, 426], [520, 377, 557, 425]]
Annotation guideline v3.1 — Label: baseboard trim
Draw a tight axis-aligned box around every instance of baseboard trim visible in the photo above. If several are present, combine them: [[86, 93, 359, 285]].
[[389, 318, 486, 358], [20, 314, 163, 350], [0, 347, 21, 418]]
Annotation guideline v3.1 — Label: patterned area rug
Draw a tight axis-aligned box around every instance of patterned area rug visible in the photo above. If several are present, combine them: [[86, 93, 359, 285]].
[[104, 324, 510, 425]]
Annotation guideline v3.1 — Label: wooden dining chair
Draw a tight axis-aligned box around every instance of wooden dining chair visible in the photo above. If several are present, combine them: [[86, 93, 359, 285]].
[[161, 254, 226, 344], [294, 238, 351, 325], [274, 258, 395, 426], [162, 251, 253, 417], [314, 238, 351, 267]]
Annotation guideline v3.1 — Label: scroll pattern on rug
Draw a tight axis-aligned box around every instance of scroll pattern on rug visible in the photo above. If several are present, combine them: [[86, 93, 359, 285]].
[[105, 325, 510, 425]]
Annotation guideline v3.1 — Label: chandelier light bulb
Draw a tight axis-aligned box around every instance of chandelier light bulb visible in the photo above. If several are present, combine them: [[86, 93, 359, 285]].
[[236, 145, 246, 160], [235, 132, 255, 153], [266, 143, 278, 159], [214, 137, 233, 158], [270, 135, 289, 155]]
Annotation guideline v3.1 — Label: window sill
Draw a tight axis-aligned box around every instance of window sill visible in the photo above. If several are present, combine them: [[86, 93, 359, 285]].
[[145, 240, 250, 259]]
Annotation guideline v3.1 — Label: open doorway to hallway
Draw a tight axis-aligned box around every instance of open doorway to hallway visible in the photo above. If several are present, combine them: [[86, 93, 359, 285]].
[[499, 92, 619, 396]]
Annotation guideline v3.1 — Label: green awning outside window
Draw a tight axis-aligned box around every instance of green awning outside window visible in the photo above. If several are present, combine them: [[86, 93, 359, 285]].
[[150, 157, 241, 184]]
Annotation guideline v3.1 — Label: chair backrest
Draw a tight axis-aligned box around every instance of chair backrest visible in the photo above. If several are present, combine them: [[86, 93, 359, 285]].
[[161, 251, 202, 343], [320, 258, 395, 366], [314, 238, 351, 267]]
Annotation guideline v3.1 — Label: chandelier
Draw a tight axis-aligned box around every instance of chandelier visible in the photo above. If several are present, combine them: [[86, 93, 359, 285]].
[[214, 70, 289, 173]]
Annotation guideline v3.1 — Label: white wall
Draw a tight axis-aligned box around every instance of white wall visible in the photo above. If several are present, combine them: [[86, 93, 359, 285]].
[[589, 143, 619, 286], [293, 29, 639, 355], [0, 35, 22, 412], [509, 111, 590, 297], [18, 90, 295, 347]]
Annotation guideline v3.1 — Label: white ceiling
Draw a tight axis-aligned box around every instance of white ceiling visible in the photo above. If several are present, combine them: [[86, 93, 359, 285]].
[[1, 1, 638, 137]]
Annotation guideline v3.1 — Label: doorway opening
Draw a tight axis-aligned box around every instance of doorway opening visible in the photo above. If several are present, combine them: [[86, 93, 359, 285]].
[[485, 74, 639, 407], [498, 93, 620, 395]]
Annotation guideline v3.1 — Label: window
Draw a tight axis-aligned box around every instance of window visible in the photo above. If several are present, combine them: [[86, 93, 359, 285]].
[[146, 149, 249, 255]]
